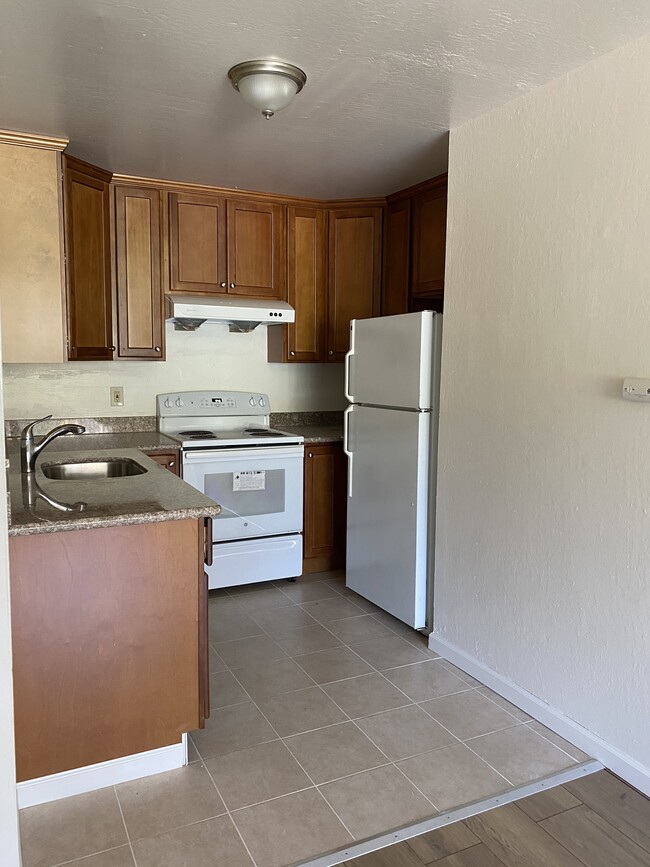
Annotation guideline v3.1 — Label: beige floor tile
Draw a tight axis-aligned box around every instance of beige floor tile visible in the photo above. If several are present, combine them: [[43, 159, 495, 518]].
[[205, 740, 311, 810], [436, 659, 482, 686], [383, 660, 470, 702], [398, 742, 511, 810], [325, 614, 394, 644], [208, 645, 228, 672], [371, 611, 424, 640], [191, 702, 277, 759], [187, 735, 201, 763], [64, 847, 135, 866], [250, 605, 318, 635], [468, 725, 576, 785], [210, 607, 264, 643], [420, 690, 521, 740], [231, 656, 315, 700], [19, 788, 127, 867], [335, 590, 383, 614], [352, 636, 430, 670], [279, 581, 341, 603], [527, 721, 592, 761], [323, 673, 412, 718], [275, 623, 344, 655], [232, 788, 351, 867], [209, 669, 250, 709], [320, 765, 435, 840], [132, 815, 253, 867], [294, 646, 373, 684], [476, 686, 533, 722], [285, 722, 388, 783], [356, 704, 458, 760], [301, 596, 367, 623], [215, 633, 288, 669], [228, 581, 277, 595], [258, 686, 348, 736], [232, 586, 295, 612], [115, 763, 226, 841]]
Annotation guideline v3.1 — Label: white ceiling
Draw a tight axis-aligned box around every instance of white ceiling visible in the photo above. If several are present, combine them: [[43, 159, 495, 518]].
[[2, 1, 649, 198]]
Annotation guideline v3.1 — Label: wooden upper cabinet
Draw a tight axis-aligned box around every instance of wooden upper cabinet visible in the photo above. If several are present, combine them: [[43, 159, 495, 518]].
[[411, 184, 447, 297], [169, 192, 227, 294], [63, 156, 114, 360], [285, 206, 328, 362], [114, 186, 164, 359], [227, 199, 285, 298], [327, 207, 382, 361], [382, 199, 411, 316]]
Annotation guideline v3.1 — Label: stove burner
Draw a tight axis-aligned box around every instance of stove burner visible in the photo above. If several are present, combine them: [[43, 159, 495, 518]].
[[187, 434, 218, 440], [244, 427, 267, 433], [249, 431, 278, 437], [178, 429, 214, 437]]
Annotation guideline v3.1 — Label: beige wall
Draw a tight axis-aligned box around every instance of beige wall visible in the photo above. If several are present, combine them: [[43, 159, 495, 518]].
[[435, 32, 650, 777], [2, 323, 345, 418], [0, 143, 66, 364]]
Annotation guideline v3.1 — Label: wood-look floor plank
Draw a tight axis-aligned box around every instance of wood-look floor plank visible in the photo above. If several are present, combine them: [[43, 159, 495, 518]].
[[407, 821, 480, 863], [517, 785, 582, 822], [434, 843, 506, 866], [541, 805, 650, 867], [465, 803, 585, 866], [565, 771, 650, 854], [345, 840, 427, 867]]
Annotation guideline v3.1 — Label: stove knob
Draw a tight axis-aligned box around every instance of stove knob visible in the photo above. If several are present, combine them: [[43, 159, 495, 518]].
[[164, 397, 173, 409], [175, 397, 184, 408], [249, 396, 256, 407], [258, 397, 265, 407]]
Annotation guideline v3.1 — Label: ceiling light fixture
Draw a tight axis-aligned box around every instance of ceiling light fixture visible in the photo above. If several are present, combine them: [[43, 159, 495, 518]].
[[228, 60, 306, 119]]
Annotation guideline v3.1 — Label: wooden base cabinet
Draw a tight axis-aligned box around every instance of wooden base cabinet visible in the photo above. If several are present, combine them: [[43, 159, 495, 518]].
[[9, 519, 207, 782], [303, 443, 347, 574], [144, 449, 180, 475]]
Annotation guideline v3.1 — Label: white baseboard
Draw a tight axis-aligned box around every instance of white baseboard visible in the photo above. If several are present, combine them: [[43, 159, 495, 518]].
[[17, 737, 187, 808], [428, 633, 650, 797]]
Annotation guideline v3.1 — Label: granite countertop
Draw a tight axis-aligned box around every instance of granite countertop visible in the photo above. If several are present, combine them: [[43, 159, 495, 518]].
[[7, 448, 221, 537], [277, 425, 344, 444], [4, 431, 178, 457]]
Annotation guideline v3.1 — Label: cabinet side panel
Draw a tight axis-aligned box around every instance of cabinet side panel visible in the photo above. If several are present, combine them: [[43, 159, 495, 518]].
[[9, 520, 200, 781], [0, 144, 66, 362]]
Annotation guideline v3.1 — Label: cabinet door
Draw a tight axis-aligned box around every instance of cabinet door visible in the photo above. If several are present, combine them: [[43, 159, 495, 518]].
[[286, 206, 328, 362], [411, 183, 447, 297], [114, 186, 164, 359], [303, 443, 347, 573], [382, 199, 411, 316], [169, 192, 227, 294], [63, 156, 114, 360], [327, 208, 382, 362], [227, 199, 285, 298], [144, 450, 180, 475]]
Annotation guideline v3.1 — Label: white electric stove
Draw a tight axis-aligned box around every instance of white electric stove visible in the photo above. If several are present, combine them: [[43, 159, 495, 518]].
[[157, 391, 304, 589]]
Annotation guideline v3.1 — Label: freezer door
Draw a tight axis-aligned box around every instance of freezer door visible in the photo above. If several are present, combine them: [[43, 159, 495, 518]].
[[346, 312, 441, 410], [345, 404, 432, 628]]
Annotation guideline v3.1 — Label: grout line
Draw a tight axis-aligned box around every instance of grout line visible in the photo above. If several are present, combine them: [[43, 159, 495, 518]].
[[199, 763, 260, 867], [112, 785, 138, 867], [524, 721, 590, 763]]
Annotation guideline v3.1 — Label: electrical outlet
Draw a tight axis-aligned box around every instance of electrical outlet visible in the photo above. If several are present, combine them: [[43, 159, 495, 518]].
[[110, 386, 124, 407]]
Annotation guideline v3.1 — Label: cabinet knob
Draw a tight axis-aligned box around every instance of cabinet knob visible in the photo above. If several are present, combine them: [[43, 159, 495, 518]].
[[220, 282, 227, 288], [229, 282, 236, 289], [308, 453, 313, 458], [169, 460, 175, 468], [290, 351, 295, 356], [328, 350, 334, 356], [110, 346, 116, 352], [155, 346, 161, 352]]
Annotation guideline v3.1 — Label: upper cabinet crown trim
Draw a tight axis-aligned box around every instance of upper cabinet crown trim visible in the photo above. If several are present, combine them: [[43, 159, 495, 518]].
[[0, 129, 69, 151], [386, 172, 448, 204]]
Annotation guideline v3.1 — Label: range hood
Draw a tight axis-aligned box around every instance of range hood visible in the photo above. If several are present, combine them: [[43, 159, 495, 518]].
[[166, 294, 295, 333]]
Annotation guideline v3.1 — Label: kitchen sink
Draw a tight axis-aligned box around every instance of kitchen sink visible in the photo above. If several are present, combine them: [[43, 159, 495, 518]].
[[41, 459, 147, 480]]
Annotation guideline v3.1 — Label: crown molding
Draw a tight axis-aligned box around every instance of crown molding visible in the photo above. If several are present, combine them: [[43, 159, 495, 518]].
[[0, 129, 68, 151]]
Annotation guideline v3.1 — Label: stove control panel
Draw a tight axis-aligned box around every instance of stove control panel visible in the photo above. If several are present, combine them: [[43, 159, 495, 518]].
[[157, 391, 271, 416]]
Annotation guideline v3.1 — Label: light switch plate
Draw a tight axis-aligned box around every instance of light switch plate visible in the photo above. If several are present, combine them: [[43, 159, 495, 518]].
[[622, 378, 650, 401], [110, 386, 124, 407]]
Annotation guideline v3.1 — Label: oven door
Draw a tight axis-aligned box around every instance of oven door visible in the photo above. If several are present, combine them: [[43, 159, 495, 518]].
[[182, 446, 304, 541]]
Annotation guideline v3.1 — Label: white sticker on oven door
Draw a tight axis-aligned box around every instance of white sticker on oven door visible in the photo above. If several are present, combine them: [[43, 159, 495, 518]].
[[233, 470, 266, 491]]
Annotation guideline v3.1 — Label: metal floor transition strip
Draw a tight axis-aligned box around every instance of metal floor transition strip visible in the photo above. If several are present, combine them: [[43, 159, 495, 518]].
[[296, 759, 603, 867]]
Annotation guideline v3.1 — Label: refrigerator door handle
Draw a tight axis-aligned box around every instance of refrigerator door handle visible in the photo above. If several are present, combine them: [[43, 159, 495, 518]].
[[343, 405, 354, 498], [344, 320, 355, 402]]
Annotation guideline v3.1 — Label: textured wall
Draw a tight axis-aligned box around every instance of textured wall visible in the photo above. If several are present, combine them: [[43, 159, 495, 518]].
[[435, 32, 650, 770], [2, 323, 346, 418]]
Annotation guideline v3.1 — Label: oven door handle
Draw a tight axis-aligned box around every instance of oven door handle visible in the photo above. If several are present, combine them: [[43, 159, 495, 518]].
[[183, 446, 305, 463]]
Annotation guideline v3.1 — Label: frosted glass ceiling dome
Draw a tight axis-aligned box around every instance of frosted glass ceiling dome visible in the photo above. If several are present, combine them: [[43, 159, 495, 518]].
[[228, 60, 307, 119]]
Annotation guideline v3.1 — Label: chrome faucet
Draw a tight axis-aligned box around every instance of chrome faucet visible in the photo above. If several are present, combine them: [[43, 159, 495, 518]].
[[21, 474, 86, 514], [20, 415, 86, 474]]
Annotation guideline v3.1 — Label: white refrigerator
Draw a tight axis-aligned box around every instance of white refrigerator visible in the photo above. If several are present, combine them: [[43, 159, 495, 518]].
[[344, 311, 442, 631]]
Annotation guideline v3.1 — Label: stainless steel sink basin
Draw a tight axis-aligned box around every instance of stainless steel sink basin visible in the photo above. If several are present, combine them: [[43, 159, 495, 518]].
[[41, 459, 147, 480]]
